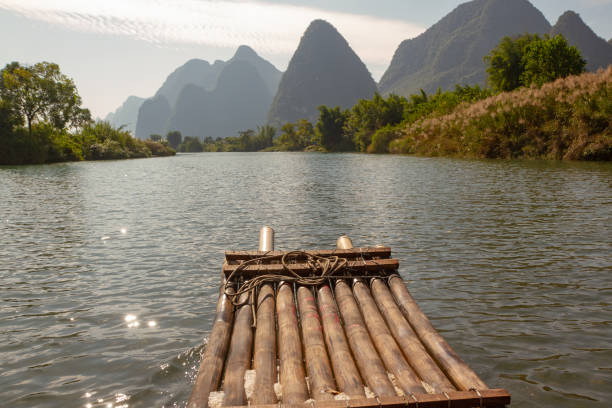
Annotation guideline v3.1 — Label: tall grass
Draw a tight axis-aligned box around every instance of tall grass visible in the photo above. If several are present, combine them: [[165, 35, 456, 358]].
[[390, 67, 611, 160]]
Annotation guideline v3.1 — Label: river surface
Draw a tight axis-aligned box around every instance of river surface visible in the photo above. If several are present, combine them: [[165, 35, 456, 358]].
[[1, 153, 611, 408]]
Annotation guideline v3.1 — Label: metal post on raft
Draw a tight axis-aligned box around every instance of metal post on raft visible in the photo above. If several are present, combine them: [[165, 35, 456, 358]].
[[336, 235, 353, 250], [259, 226, 274, 252]]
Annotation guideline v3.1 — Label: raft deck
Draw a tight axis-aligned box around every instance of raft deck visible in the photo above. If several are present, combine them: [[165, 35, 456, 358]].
[[188, 233, 510, 408]]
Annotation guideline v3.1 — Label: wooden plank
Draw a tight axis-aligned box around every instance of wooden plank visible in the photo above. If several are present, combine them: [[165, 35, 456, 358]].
[[369, 278, 455, 393], [334, 280, 396, 397], [225, 247, 391, 261], [252, 284, 277, 404], [222, 292, 254, 406], [351, 280, 427, 395], [277, 282, 309, 404], [296, 286, 337, 401], [187, 285, 235, 408], [224, 388, 511, 408], [388, 275, 488, 391], [223, 259, 399, 278], [317, 284, 366, 399]]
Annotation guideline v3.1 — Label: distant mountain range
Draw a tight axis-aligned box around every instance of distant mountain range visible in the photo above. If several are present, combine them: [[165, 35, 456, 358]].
[[131, 45, 281, 139], [267, 19, 377, 126], [105, 96, 145, 135], [108, 0, 612, 139], [380, 0, 612, 96]]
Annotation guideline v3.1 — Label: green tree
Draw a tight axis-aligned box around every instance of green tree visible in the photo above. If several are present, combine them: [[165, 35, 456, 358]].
[[255, 125, 276, 150], [166, 130, 182, 149], [0, 62, 91, 137], [521, 35, 586, 87], [485, 34, 539, 92], [179, 136, 203, 152], [149, 134, 162, 142], [315, 105, 350, 151], [485, 34, 586, 91], [347, 93, 407, 152]]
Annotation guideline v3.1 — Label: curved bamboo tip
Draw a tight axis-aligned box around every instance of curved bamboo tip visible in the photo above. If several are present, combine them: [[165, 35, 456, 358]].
[[259, 226, 275, 252], [336, 235, 354, 250]]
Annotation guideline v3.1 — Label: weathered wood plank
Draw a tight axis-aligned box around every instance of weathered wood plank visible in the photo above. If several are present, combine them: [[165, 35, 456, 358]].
[[224, 388, 510, 408], [187, 285, 235, 408], [388, 275, 488, 391], [225, 247, 391, 261], [223, 259, 398, 278]]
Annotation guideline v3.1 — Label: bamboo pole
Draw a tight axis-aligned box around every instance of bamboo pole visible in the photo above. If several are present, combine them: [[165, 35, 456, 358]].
[[296, 286, 337, 401], [252, 284, 277, 404], [388, 275, 487, 391], [277, 282, 309, 404], [187, 284, 235, 408], [317, 284, 366, 399], [334, 280, 396, 397], [351, 280, 426, 395], [369, 278, 455, 393], [222, 291, 254, 406]]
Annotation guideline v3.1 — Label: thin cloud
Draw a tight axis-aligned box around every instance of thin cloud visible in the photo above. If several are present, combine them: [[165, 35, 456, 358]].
[[0, 0, 424, 70]]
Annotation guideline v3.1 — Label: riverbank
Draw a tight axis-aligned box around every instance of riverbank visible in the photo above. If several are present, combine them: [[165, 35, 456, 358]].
[[390, 67, 611, 160], [0, 121, 175, 165]]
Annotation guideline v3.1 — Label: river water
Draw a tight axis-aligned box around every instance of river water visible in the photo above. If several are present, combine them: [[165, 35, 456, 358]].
[[1, 153, 610, 408]]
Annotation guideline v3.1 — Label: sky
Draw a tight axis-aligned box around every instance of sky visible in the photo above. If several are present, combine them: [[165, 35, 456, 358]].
[[1, 0, 611, 119]]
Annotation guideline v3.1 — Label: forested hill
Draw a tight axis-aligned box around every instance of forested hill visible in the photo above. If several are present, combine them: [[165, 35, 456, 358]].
[[379, 0, 551, 97], [267, 19, 377, 126]]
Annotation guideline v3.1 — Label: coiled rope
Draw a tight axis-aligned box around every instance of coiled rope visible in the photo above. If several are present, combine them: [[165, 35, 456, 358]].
[[223, 250, 348, 307]]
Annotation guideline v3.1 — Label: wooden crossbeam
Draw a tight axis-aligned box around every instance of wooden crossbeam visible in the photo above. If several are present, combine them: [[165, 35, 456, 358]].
[[224, 389, 511, 408], [225, 247, 391, 262], [223, 258, 399, 279]]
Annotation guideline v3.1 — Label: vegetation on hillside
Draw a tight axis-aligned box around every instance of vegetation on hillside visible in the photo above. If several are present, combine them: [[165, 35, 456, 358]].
[[1, 62, 174, 165], [390, 67, 611, 160]]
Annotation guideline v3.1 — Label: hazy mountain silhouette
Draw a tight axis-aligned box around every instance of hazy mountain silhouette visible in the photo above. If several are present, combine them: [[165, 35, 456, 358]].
[[156, 59, 226, 107], [135, 95, 171, 140], [267, 19, 377, 125], [379, 0, 551, 96], [105, 96, 145, 135], [550, 11, 612, 71], [133, 46, 281, 139], [165, 60, 272, 138], [231, 45, 282, 96]]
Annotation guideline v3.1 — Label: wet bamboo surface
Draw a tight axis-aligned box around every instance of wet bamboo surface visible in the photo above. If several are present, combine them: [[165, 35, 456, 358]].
[[188, 285, 235, 408], [191, 247, 509, 408], [277, 282, 309, 404], [352, 280, 427, 395], [296, 286, 336, 401], [388, 275, 488, 391], [252, 284, 277, 404], [222, 291, 253, 406]]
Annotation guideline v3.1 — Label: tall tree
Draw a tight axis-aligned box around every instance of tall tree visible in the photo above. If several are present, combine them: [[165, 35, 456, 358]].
[[0, 62, 91, 137], [166, 130, 182, 149], [521, 35, 586, 87], [315, 105, 350, 151], [485, 34, 539, 92], [485, 34, 586, 91]]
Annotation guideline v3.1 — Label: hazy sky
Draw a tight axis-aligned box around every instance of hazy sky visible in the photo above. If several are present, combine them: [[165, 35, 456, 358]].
[[1, 0, 611, 119]]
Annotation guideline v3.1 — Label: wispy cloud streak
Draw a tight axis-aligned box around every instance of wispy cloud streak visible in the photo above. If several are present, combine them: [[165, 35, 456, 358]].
[[0, 0, 424, 69]]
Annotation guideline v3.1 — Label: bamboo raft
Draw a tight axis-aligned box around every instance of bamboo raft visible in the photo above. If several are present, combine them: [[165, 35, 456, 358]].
[[188, 228, 511, 408]]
